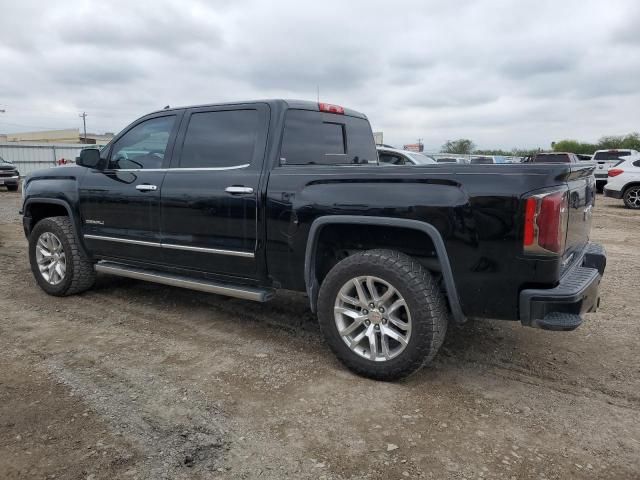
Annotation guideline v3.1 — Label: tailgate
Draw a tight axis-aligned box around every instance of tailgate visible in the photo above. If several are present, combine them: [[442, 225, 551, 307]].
[[564, 163, 596, 263]]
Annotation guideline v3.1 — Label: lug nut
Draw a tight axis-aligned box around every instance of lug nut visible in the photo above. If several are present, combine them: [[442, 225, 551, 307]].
[[382, 318, 387, 324], [369, 303, 375, 308], [362, 309, 368, 315], [365, 320, 370, 326], [379, 307, 385, 313]]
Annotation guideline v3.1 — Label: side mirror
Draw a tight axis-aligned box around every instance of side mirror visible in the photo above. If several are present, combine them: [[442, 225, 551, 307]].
[[77, 148, 101, 168]]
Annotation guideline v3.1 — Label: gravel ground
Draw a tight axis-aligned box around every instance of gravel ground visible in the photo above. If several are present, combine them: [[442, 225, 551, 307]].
[[0, 190, 639, 480]]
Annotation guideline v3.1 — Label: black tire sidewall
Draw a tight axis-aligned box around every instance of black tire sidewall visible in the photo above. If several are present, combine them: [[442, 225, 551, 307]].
[[318, 252, 440, 378], [29, 219, 75, 295], [624, 187, 640, 209]]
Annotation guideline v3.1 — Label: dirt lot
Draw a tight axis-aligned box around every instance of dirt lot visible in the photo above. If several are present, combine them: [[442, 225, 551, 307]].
[[0, 191, 638, 480]]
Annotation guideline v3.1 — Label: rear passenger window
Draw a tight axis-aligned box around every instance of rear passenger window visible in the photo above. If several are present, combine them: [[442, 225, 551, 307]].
[[179, 110, 259, 168], [280, 109, 377, 165]]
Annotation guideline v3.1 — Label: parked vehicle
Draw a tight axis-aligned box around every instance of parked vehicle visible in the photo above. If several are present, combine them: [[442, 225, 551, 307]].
[[20, 99, 606, 380], [603, 156, 640, 209], [593, 149, 640, 192], [0, 156, 20, 191], [377, 147, 436, 165], [469, 155, 508, 164], [528, 152, 581, 163]]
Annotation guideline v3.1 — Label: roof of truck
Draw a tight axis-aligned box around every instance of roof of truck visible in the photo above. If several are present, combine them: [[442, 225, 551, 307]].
[[150, 99, 368, 119]]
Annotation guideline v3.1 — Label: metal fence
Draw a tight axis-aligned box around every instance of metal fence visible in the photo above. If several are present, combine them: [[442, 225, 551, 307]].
[[0, 142, 88, 176]]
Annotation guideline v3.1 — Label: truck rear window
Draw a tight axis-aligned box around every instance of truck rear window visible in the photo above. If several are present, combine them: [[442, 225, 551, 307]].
[[280, 109, 377, 165]]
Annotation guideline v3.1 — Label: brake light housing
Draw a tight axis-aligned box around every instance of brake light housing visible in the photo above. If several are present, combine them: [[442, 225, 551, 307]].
[[608, 168, 624, 177], [318, 102, 345, 114], [523, 189, 569, 255]]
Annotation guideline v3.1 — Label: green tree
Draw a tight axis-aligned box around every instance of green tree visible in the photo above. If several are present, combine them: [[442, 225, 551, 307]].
[[552, 140, 597, 155], [441, 139, 475, 154]]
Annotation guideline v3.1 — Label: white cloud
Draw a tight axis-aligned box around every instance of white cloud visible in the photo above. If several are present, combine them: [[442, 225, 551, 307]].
[[0, 0, 638, 150]]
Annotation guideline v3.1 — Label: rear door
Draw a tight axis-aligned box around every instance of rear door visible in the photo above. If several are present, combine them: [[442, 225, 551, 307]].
[[159, 104, 269, 278]]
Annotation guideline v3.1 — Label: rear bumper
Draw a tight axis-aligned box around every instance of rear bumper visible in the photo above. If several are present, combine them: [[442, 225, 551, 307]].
[[604, 188, 623, 199], [520, 242, 606, 331]]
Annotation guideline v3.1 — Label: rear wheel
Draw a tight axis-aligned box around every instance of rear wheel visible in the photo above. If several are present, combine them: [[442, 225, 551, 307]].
[[317, 249, 448, 380], [29, 216, 96, 296], [623, 186, 640, 209]]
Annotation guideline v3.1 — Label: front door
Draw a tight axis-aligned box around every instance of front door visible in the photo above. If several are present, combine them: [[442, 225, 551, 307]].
[[159, 104, 269, 278], [79, 113, 181, 264]]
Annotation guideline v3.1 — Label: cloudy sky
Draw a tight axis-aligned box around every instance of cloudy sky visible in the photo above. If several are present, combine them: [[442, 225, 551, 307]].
[[0, 0, 638, 150]]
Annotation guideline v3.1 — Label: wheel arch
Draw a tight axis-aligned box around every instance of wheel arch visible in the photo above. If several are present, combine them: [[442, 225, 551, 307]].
[[304, 215, 465, 323], [23, 198, 91, 259]]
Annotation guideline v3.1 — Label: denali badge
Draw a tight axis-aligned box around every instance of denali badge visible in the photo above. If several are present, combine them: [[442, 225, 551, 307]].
[[85, 219, 104, 225]]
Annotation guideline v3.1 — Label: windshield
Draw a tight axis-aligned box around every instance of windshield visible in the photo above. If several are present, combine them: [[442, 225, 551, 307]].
[[408, 152, 436, 164], [593, 150, 632, 161]]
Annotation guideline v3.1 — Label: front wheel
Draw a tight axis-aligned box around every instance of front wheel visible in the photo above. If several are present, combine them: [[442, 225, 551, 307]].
[[28, 216, 96, 296], [317, 249, 448, 380], [623, 186, 640, 209]]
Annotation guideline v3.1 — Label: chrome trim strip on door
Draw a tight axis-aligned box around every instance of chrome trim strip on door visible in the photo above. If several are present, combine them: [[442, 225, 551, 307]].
[[161, 242, 254, 258], [84, 234, 161, 247], [106, 164, 250, 173], [83, 234, 255, 258]]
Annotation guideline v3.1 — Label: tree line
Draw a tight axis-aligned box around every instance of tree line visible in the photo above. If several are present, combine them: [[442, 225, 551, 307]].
[[440, 133, 640, 156]]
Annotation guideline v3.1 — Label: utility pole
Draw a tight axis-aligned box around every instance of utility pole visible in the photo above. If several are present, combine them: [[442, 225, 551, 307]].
[[417, 137, 424, 152], [79, 112, 87, 143]]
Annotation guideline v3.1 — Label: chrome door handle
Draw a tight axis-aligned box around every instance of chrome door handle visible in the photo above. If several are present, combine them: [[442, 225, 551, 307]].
[[136, 184, 157, 191], [225, 186, 254, 194]]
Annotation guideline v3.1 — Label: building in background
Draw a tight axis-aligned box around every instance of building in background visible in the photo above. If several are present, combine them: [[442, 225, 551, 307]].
[[0, 129, 114, 145]]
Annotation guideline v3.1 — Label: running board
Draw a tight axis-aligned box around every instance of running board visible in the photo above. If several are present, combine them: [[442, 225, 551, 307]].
[[95, 262, 274, 302]]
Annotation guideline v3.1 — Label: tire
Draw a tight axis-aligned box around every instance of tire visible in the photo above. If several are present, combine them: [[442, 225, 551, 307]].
[[317, 249, 448, 381], [29, 216, 96, 296], [7, 184, 18, 192], [623, 186, 640, 209]]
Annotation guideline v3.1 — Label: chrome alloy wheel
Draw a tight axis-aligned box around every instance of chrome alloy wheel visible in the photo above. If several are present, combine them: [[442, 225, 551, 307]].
[[625, 187, 640, 208], [334, 276, 412, 362], [35, 232, 67, 285]]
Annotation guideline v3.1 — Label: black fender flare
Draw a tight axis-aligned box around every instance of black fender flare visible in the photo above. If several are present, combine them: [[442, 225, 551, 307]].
[[304, 215, 465, 324], [23, 198, 91, 259]]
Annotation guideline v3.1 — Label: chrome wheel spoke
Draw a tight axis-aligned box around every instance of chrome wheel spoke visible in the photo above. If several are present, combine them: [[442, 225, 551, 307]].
[[377, 285, 396, 305], [388, 314, 409, 330], [366, 276, 379, 302], [381, 334, 391, 360], [366, 326, 378, 360], [382, 325, 408, 346], [352, 279, 369, 306], [388, 298, 407, 315]]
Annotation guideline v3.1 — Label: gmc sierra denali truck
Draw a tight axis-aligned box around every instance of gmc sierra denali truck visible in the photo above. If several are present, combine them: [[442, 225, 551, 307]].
[[20, 100, 606, 380]]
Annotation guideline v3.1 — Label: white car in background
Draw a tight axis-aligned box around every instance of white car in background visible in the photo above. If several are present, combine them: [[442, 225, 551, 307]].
[[376, 147, 437, 165], [603, 155, 640, 209], [593, 149, 640, 192]]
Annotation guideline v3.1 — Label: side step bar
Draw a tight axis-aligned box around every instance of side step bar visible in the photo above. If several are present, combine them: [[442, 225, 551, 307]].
[[95, 262, 274, 302]]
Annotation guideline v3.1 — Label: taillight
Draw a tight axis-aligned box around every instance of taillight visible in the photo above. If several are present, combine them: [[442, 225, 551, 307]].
[[608, 168, 624, 177], [523, 189, 569, 255], [318, 102, 345, 114]]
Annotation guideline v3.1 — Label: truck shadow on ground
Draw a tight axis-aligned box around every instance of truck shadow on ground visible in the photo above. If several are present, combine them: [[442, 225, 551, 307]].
[[91, 274, 527, 377]]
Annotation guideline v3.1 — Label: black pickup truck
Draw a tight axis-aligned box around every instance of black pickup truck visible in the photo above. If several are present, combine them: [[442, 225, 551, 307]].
[[20, 100, 606, 380]]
